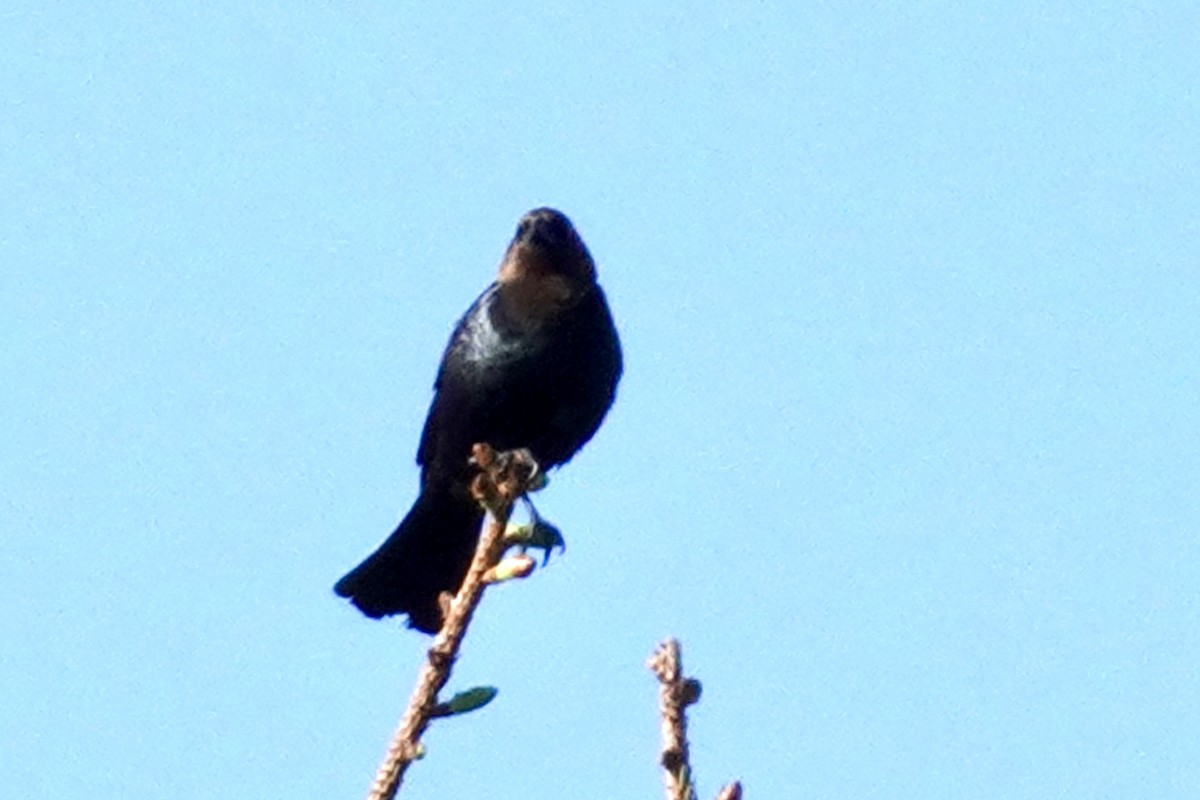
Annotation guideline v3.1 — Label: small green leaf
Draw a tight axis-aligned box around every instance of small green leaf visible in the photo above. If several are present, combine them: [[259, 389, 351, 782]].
[[504, 522, 533, 542], [527, 520, 565, 557], [503, 520, 565, 564], [444, 686, 499, 716]]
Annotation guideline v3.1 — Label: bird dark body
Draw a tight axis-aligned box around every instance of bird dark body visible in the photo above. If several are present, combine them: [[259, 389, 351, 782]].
[[334, 208, 622, 632]]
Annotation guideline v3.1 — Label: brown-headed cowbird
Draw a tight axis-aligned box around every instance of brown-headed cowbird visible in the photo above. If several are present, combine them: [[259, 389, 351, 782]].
[[334, 208, 622, 632]]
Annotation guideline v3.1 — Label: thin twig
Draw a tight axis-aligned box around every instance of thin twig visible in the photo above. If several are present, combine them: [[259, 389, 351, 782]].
[[648, 638, 742, 800], [648, 638, 698, 800], [365, 445, 535, 800], [713, 781, 743, 800]]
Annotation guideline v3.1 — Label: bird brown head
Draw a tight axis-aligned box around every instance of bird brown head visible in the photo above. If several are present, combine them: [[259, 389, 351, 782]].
[[497, 209, 597, 320]]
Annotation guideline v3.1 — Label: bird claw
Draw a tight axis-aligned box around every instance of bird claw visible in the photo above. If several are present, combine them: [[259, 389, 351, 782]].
[[503, 448, 546, 491], [469, 444, 541, 512]]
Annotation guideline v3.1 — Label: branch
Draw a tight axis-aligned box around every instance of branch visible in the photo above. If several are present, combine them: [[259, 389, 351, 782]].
[[714, 781, 743, 800], [365, 445, 537, 800], [648, 638, 742, 800]]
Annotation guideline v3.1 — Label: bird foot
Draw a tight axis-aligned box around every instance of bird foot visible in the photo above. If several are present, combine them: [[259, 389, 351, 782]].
[[469, 444, 541, 513]]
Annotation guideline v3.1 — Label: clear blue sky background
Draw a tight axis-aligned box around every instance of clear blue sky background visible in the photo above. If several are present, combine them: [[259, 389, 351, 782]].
[[3, 3, 1198, 798]]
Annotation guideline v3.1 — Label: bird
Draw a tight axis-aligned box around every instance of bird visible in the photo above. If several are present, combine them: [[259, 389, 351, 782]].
[[334, 208, 623, 633]]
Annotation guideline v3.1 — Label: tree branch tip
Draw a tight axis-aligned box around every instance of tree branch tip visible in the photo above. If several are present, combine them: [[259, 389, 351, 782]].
[[647, 637, 683, 682], [713, 781, 743, 800]]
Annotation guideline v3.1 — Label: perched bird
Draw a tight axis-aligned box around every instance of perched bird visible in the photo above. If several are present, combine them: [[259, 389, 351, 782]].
[[335, 208, 622, 632]]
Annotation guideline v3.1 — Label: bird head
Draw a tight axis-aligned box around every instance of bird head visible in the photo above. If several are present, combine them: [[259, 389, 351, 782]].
[[500, 208, 596, 286], [497, 208, 597, 319]]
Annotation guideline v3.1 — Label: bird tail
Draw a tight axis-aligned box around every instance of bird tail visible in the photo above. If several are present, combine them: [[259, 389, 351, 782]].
[[334, 486, 484, 633]]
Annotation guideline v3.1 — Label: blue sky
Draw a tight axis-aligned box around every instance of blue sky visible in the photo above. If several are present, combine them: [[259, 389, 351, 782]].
[[3, 3, 1198, 798]]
